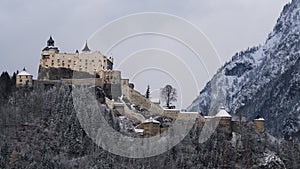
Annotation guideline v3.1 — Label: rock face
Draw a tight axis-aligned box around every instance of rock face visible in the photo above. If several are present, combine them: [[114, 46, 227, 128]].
[[188, 0, 300, 139], [38, 66, 95, 80]]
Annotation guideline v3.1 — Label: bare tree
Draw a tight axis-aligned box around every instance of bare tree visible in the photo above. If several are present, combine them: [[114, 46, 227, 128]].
[[160, 84, 177, 108]]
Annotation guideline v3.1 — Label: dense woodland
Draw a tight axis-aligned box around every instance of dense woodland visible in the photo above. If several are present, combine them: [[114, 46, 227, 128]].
[[0, 72, 299, 168]]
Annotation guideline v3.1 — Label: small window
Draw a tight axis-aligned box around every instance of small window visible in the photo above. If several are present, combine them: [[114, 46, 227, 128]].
[[20, 79, 22, 82], [68, 65, 71, 68]]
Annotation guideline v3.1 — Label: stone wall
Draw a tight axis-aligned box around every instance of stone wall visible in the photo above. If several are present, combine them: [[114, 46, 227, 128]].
[[38, 66, 95, 80]]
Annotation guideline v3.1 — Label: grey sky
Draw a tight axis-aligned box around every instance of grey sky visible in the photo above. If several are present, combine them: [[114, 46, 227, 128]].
[[0, 0, 290, 107]]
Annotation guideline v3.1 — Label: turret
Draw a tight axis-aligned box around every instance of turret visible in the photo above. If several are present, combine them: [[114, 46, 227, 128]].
[[135, 117, 161, 137], [47, 36, 55, 46], [215, 107, 232, 135], [42, 36, 59, 53], [16, 68, 33, 87], [253, 115, 265, 133], [82, 41, 91, 53]]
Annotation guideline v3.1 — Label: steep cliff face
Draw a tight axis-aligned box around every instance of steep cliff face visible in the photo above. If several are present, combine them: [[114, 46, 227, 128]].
[[188, 0, 300, 139], [38, 66, 95, 80]]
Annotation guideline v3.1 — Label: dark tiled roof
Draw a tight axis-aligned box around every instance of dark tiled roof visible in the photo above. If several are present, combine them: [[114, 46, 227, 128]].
[[82, 41, 91, 52]]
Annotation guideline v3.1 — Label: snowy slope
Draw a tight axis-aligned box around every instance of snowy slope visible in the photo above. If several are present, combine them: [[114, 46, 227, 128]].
[[188, 0, 300, 138]]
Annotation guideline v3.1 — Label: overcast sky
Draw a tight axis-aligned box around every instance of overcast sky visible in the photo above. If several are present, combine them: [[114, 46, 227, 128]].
[[0, 0, 290, 107]]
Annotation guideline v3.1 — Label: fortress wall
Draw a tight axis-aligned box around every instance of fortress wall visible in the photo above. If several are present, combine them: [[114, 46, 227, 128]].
[[129, 88, 151, 109], [121, 84, 164, 116], [62, 78, 104, 86], [105, 97, 115, 110]]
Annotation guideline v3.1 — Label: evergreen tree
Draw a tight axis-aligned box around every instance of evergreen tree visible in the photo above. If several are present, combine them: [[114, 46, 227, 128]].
[[0, 71, 12, 101], [145, 85, 150, 99]]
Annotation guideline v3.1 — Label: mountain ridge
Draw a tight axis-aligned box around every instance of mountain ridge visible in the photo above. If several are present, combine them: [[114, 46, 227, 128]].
[[187, 0, 300, 139]]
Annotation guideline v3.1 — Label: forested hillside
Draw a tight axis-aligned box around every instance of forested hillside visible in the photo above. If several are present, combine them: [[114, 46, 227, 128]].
[[0, 78, 299, 168]]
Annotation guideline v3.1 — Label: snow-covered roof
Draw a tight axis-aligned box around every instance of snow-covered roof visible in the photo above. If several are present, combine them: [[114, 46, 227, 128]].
[[254, 115, 265, 121], [204, 116, 215, 119], [114, 102, 124, 107], [180, 111, 199, 114], [215, 108, 232, 118], [134, 128, 144, 133], [17, 71, 32, 76], [143, 117, 160, 124], [255, 118, 265, 121]]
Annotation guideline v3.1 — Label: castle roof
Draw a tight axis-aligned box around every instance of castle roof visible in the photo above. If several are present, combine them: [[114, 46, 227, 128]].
[[82, 41, 91, 52], [215, 107, 232, 118], [254, 115, 265, 121], [47, 36, 55, 47], [43, 36, 59, 51], [18, 68, 32, 76]]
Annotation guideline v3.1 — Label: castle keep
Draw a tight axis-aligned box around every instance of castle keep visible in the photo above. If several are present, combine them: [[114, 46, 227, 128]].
[[38, 36, 113, 80]]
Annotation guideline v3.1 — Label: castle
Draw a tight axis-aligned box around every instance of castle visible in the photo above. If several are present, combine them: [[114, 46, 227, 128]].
[[36, 36, 123, 100], [39, 36, 113, 79], [16, 36, 266, 138]]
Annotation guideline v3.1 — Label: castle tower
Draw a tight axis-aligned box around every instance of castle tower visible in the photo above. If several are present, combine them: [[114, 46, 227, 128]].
[[16, 68, 33, 87], [82, 41, 91, 53], [215, 107, 232, 135], [47, 36, 54, 46], [253, 115, 265, 133], [42, 36, 59, 53], [142, 117, 161, 137]]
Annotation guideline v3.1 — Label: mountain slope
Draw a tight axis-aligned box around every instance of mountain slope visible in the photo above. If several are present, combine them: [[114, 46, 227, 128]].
[[188, 0, 300, 139]]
